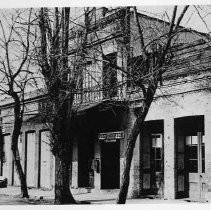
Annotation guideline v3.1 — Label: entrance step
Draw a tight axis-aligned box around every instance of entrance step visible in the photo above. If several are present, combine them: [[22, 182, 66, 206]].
[[140, 195, 163, 199]]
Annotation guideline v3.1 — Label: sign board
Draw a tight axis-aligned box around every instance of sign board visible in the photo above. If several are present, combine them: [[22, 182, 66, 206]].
[[1, 127, 5, 134], [98, 131, 124, 142]]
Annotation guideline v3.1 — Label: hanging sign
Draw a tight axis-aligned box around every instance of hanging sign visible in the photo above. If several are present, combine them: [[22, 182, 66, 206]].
[[98, 131, 124, 142]]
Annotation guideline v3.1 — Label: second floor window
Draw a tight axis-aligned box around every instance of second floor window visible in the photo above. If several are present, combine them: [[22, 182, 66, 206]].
[[102, 52, 117, 98]]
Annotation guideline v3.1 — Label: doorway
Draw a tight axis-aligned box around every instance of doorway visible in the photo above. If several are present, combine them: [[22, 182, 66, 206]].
[[175, 116, 205, 199], [101, 140, 120, 189], [78, 134, 94, 188]]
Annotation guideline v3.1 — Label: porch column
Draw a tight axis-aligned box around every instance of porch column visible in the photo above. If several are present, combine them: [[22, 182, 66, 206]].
[[164, 117, 176, 199], [71, 138, 78, 188]]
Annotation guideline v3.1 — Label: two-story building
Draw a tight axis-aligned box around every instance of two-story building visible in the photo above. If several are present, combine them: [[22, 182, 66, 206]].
[[0, 7, 211, 201]]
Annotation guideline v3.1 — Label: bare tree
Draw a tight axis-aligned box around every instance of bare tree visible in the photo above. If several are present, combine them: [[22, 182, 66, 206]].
[[37, 7, 92, 204], [116, 6, 190, 204], [0, 9, 36, 198]]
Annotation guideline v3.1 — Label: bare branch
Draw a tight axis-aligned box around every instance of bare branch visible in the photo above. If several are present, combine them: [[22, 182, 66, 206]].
[[133, 6, 147, 59]]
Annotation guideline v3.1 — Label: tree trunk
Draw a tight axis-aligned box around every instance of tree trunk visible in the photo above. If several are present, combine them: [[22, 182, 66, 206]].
[[12, 148, 29, 198], [53, 108, 76, 204], [116, 115, 145, 204], [11, 94, 29, 198], [117, 87, 155, 204], [54, 152, 76, 204]]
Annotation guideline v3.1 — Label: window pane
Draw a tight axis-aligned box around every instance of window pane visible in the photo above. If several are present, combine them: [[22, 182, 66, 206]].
[[156, 148, 161, 159], [202, 159, 205, 173], [152, 138, 156, 148], [189, 160, 198, 173], [192, 136, 198, 145], [143, 174, 150, 189], [178, 175, 185, 192], [151, 148, 155, 159], [155, 160, 161, 172], [185, 136, 191, 145], [143, 154, 150, 169], [177, 154, 184, 169], [156, 137, 162, 148], [188, 146, 197, 159], [152, 136, 162, 148], [202, 145, 205, 158], [178, 136, 184, 152]]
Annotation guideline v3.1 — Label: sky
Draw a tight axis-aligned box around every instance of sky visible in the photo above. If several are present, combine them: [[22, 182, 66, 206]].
[[137, 5, 211, 34], [0, 0, 210, 34]]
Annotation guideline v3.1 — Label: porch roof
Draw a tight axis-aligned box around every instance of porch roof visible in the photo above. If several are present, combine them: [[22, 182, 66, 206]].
[[23, 99, 128, 123], [73, 99, 129, 115]]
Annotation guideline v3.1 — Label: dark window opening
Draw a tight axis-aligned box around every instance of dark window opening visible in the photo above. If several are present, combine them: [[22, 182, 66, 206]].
[[102, 52, 117, 98]]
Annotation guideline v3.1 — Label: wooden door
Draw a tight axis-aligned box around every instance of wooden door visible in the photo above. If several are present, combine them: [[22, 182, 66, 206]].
[[186, 133, 206, 200], [40, 131, 52, 189], [26, 132, 36, 187], [176, 135, 188, 198], [151, 134, 163, 195], [177, 133, 206, 199], [2, 135, 12, 184]]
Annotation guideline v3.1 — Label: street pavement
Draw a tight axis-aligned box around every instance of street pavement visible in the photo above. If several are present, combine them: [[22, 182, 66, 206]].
[[0, 194, 52, 205], [0, 193, 189, 205], [0, 195, 29, 205], [0, 186, 210, 205]]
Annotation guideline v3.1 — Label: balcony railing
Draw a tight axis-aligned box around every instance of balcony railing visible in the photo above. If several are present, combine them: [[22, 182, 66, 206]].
[[73, 84, 127, 106]]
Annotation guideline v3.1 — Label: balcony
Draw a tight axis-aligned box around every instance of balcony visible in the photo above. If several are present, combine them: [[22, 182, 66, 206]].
[[73, 83, 127, 106]]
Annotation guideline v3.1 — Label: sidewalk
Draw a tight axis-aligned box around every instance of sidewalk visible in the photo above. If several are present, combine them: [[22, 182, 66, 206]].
[[0, 186, 210, 204]]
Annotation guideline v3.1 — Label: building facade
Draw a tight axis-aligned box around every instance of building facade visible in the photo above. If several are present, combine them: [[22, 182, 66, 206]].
[[0, 7, 211, 201]]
